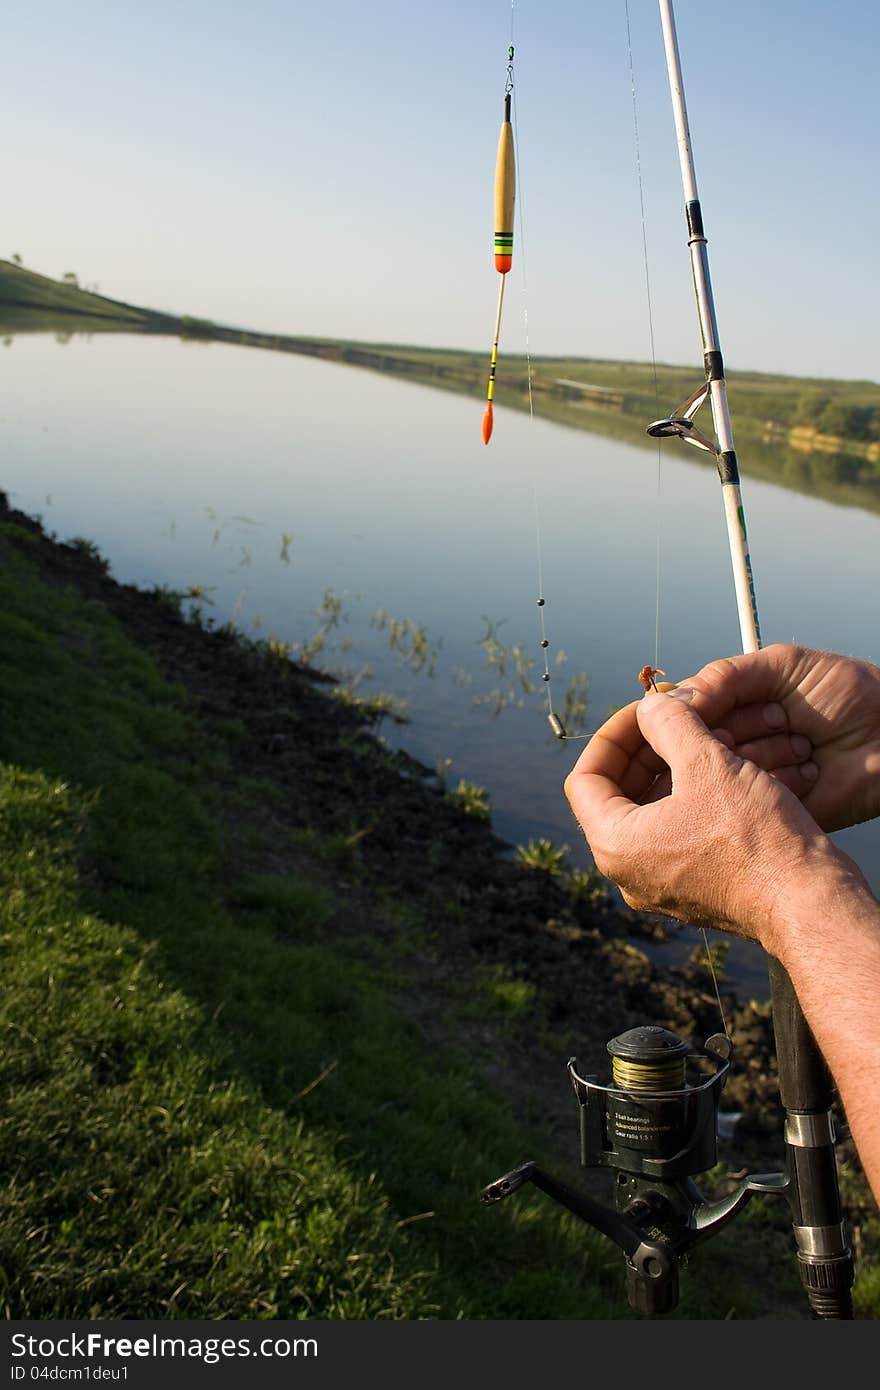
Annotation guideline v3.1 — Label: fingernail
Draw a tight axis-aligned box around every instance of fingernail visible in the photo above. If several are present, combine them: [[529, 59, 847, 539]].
[[762, 702, 786, 729], [791, 733, 811, 760], [668, 686, 695, 703], [801, 760, 819, 782]]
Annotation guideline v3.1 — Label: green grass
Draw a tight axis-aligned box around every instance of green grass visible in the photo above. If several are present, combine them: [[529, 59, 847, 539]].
[[0, 530, 631, 1319], [0, 767, 426, 1318], [0, 258, 162, 326], [0, 519, 875, 1320], [516, 837, 570, 876], [446, 779, 491, 821]]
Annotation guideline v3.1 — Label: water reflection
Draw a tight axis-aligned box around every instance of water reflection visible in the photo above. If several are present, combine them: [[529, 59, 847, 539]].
[[1, 326, 878, 1000]]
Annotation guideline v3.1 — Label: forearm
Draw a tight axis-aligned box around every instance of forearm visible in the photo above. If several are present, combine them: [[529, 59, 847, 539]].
[[567, 683, 880, 1204], [771, 861, 880, 1204]]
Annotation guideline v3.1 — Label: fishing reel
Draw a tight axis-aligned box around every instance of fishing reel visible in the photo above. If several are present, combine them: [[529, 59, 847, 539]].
[[481, 1024, 787, 1315]]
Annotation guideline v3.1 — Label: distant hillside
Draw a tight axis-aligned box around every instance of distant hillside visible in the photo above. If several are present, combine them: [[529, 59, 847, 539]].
[[531, 354, 880, 452], [2, 258, 878, 501], [0, 259, 174, 326]]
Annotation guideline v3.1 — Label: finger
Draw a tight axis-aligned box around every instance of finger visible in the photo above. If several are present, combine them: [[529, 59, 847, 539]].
[[638, 730, 756, 802], [635, 688, 730, 779], [563, 765, 637, 840], [568, 699, 645, 783], [730, 731, 813, 771], [619, 741, 667, 800], [769, 760, 820, 797], [565, 702, 650, 831], [680, 647, 816, 727], [568, 700, 664, 806], [579, 697, 676, 802], [711, 701, 789, 745], [641, 768, 671, 804]]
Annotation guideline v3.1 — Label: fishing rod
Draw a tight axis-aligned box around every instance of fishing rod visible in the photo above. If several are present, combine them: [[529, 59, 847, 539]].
[[481, 0, 854, 1318], [481, 47, 516, 445], [652, 0, 853, 1317]]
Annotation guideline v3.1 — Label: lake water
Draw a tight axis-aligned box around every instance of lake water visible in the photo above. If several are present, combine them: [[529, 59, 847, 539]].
[[3, 329, 878, 998]]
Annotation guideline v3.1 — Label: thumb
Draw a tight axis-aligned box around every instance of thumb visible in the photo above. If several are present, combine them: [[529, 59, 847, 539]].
[[636, 687, 724, 778]]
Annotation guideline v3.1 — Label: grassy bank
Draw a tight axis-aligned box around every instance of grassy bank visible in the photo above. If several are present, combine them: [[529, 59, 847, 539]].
[[0, 502, 877, 1319], [0, 260, 175, 329], [0, 507, 612, 1318]]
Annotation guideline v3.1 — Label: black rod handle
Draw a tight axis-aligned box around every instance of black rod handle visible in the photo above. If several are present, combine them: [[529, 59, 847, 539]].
[[767, 956, 854, 1317], [767, 955, 833, 1112]]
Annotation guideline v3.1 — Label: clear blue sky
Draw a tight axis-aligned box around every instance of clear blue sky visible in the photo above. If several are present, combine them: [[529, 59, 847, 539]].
[[5, 0, 878, 380]]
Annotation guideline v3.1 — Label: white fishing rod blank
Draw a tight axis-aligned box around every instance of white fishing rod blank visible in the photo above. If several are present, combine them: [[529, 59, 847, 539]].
[[654, 0, 761, 655], [653, 0, 854, 1318]]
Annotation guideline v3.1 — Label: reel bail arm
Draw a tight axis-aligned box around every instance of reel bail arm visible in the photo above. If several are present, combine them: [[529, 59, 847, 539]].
[[481, 1025, 789, 1316]]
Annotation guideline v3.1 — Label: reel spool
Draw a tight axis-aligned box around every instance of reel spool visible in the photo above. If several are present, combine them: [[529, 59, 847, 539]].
[[482, 1025, 788, 1315]]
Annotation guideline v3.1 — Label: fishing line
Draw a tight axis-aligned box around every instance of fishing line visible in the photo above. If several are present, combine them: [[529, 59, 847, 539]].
[[493, 7, 703, 795], [510, 50, 535, 426], [700, 926, 730, 1039], [484, 6, 558, 732], [504, 10, 588, 743], [624, 0, 664, 672], [507, 4, 668, 746], [626, 2, 731, 1041], [505, 11, 557, 731]]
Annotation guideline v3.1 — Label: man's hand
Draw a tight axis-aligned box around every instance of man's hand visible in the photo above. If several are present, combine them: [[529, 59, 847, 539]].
[[675, 645, 880, 832], [565, 663, 880, 1204], [564, 687, 856, 955]]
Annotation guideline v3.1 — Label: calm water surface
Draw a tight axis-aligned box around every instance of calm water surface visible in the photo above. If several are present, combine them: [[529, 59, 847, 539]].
[[3, 331, 878, 997]]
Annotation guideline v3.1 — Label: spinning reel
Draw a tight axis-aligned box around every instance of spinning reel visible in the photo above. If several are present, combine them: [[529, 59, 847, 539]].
[[481, 1023, 852, 1316]]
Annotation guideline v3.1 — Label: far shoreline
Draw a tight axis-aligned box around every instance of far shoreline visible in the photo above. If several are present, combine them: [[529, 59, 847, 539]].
[[2, 256, 879, 516]]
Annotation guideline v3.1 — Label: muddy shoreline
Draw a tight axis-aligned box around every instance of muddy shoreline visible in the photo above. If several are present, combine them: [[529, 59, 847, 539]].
[[2, 491, 874, 1294]]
